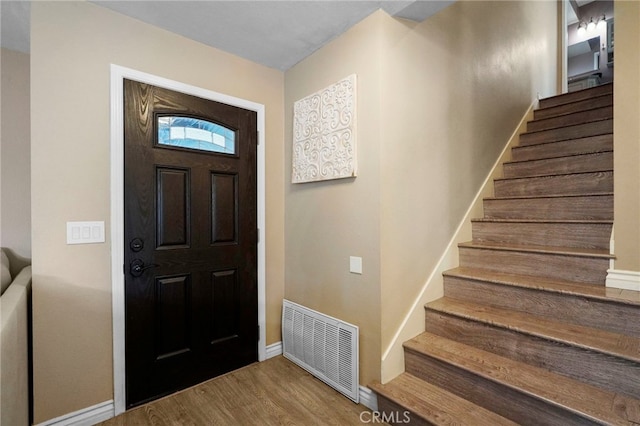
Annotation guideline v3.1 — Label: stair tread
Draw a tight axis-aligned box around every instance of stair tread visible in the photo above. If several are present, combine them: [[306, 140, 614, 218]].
[[405, 332, 640, 425], [504, 150, 613, 166], [484, 192, 613, 201], [494, 170, 613, 182], [444, 266, 640, 307], [534, 93, 613, 118], [459, 240, 614, 258], [528, 105, 613, 128], [513, 132, 613, 150], [537, 91, 612, 109], [425, 297, 640, 363], [511, 134, 613, 161], [521, 117, 613, 137], [538, 83, 613, 108], [370, 373, 518, 426], [471, 218, 613, 224]]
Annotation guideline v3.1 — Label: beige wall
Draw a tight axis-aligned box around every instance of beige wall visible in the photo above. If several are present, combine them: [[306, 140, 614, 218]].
[[30, 2, 284, 423], [284, 11, 384, 387], [284, 1, 558, 387], [1, 48, 31, 260], [378, 0, 558, 381], [613, 0, 640, 272]]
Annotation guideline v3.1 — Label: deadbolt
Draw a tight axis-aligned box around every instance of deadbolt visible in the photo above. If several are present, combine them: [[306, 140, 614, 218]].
[[130, 238, 144, 252]]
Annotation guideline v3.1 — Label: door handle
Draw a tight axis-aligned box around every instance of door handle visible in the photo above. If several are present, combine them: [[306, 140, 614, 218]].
[[130, 259, 159, 277]]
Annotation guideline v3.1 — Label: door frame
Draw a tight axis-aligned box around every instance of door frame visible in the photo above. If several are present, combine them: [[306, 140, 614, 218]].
[[110, 64, 266, 415]]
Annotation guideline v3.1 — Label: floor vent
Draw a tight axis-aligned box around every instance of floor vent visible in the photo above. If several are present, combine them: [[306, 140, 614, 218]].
[[282, 299, 359, 403]]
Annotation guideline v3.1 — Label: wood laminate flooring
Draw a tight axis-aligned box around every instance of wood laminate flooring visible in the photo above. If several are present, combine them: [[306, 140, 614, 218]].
[[99, 356, 376, 425]]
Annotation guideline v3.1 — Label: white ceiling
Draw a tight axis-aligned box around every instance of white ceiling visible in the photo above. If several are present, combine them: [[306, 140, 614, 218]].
[[0, 0, 455, 71]]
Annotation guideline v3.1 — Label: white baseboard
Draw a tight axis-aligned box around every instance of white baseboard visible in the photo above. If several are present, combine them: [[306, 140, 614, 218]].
[[359, 385, 378, 411], [35, 400, 114, 426], [606, 269, 640, 291], [265, 341, 283, 359]]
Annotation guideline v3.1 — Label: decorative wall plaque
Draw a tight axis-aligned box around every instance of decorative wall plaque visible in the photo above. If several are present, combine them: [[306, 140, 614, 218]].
[[292, 74, 357, 183]]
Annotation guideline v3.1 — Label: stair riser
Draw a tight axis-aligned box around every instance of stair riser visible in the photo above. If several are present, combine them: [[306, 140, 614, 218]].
[[375, 397, 427, 426], [443, 276, 640, 337], [483, 195, 613, 220], [458, 246, 609, 285], [372, 375, 519, 426], [539, 84, 612, 109], [511, 134, 612, 162], [527, 106, 613, 133], [503, 151, 613, 179], [424, 311, 640, 399], [471, 221, 612, 249], [404, 349, 597, 426], [520, 120, 613, 146], [494, 171, 613, 197], [534, 95, 613, 120]]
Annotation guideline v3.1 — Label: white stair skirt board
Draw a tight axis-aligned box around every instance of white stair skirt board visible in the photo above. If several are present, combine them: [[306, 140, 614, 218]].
[[34, 400, 114, 426], [606, 269, 640, 291], [282, 299, 360, 403]]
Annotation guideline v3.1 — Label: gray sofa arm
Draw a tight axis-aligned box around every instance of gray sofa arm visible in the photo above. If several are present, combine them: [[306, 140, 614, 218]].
[[1, 265, 32, 426]]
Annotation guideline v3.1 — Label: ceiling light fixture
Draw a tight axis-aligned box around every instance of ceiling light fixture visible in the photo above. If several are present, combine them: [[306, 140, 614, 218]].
[[576, 14, 606, 36], [577, 21, 587, 36]]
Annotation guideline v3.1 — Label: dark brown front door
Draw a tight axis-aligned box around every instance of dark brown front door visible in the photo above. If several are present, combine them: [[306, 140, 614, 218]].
[[123, 79, 258, 408]]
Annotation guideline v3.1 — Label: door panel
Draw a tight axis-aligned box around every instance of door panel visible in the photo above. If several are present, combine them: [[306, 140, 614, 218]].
[[156, 167, 190, 249], [155, 274, 192, 360], [211, 172, 238, 244], [124, 79, 257, 408]]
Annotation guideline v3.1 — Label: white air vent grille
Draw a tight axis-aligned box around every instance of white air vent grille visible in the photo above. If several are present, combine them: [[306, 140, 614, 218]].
[[282, 299, 359, 403]]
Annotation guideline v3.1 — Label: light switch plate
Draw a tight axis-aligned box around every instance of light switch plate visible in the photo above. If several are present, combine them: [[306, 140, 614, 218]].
[[350, 256, 362, 274], [67, 221, 105, 244]]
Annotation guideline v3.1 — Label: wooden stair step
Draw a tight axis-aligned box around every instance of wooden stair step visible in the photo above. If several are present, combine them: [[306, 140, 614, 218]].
[[370, 373, 518, 426], [482, 193, 613, 220], [493, 171, 613, 197], [511, 134, 612, 162], [471, 218, 612, 249], [538, 83, 612, 109], [527, 105, 613, 132], [459, 241, 614, 259], [443, 266, 640, 337], [425, 298, 640, 363], [503, 151, 612, 179], [519, 119, 613, 146], [404, 332, 640, 425], [444, 266, 640, 308], [424, 299, 640, 400], [458, 241, 612, 285], [534, 93, 613, 120]]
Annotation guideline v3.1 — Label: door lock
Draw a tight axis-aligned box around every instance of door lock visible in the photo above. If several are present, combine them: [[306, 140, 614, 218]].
[[130, 259, 158, 277], [130, 238, 144, 252]]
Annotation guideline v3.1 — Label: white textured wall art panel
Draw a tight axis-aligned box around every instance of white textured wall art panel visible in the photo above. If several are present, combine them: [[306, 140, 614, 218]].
[[292, 74, 357, 183]]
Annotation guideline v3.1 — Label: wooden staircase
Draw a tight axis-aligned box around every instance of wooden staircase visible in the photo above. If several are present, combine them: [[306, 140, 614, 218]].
[[371, 83, 640, 425]]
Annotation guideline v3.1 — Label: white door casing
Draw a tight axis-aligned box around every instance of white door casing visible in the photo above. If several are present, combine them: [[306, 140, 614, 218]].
[[110, 64, 266, 415]]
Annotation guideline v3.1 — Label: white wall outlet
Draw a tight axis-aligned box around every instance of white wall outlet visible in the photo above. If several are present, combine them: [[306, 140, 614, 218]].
[[349, 256, 362, 274], [67, 221, 105, 244]]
